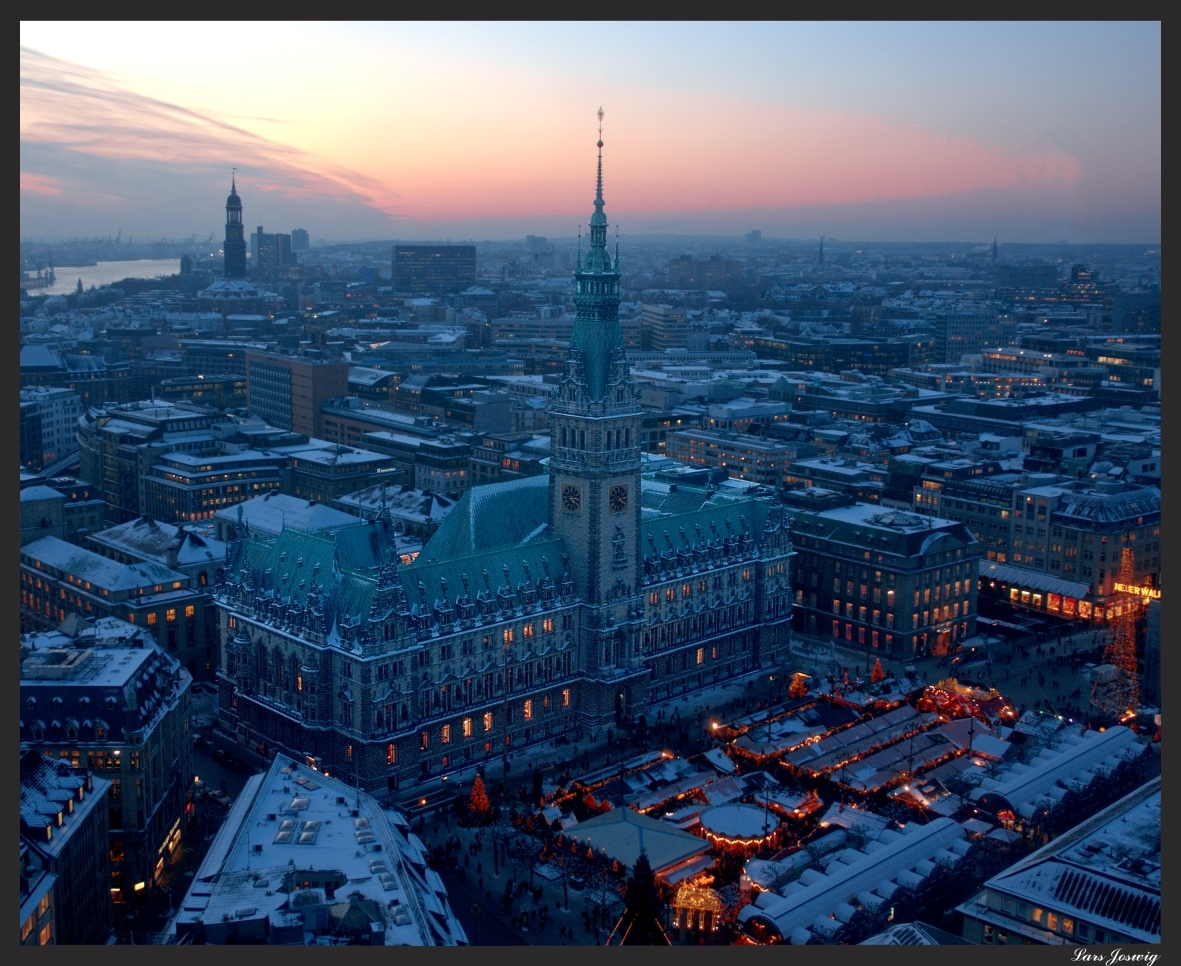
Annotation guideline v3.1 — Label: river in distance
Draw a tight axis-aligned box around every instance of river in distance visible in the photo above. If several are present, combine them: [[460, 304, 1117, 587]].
[[37, 258, 183, 296]]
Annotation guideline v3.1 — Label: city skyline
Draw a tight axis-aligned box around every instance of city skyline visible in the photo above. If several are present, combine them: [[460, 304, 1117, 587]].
[[20, 21, 1160, 243]]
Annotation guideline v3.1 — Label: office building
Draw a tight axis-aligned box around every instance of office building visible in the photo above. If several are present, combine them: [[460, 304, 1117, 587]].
[[785, 495, 980, 658], [244, 351, 349, 438], [1111, 290, 1160, 335], [252, 225, 295, 277], [142, 449, 284, 522], [20, 475, 106, 546], [19, 841, 57, 945], [666, 255, 743, 290], [76, 400, 236, 525], [932, 309, 1015, 364], [667, 429, 795, 488], [641, 304, 689, 350], [392, 245, 477, 294], [19, 536, 216, 674], [20, 628, 193, 903], [20, 387, 82, 471], [20, 345, 133, 409], [159, 374, 248, 409], [19, 752, 113, 945], [290, 228, 310, 252]]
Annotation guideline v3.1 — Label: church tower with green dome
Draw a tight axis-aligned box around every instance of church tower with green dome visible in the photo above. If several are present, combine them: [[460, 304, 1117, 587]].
[[548, 111, 648, 726]]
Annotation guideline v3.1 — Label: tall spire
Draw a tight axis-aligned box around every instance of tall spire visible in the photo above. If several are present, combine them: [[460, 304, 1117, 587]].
[[564, 108, 624, 402], [595, 107, 605, 211]]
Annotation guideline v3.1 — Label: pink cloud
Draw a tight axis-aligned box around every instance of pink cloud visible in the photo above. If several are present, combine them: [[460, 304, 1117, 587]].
[[20, 47, 400, 215], [20, 171, 62, 195]]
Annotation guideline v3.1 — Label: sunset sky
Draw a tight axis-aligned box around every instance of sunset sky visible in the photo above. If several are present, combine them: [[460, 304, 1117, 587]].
[[19, 22, 1160, 243]]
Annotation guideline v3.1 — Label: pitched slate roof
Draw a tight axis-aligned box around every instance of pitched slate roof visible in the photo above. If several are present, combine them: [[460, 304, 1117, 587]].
[[420, 476, 549, 563], [22, 536, 187, 592]]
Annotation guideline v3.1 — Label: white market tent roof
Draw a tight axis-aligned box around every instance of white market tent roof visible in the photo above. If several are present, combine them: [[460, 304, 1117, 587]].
[[565, 807, 710, 875]]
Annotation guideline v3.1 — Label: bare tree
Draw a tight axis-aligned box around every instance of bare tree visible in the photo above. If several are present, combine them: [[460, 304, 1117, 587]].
[[489, 813, 515, 877], [586, 855, 622, 927], [550, 846, 584, 911]]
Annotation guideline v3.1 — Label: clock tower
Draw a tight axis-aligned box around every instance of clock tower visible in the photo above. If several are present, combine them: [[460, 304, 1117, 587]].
[[548, 113, 646, 725]]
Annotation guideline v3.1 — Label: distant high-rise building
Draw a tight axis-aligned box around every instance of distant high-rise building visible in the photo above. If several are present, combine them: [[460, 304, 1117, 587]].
[[290, 227, 310, 252], [641, 303, 688, 350], [932, 308, 1015, 364], [1113, 290, 1161, 335], [819, 235, 825, 265], [223, 175, 247, 279], [666, 255, 742, 290], [392, 244, 477, 294], [253, 225, 294, 277]]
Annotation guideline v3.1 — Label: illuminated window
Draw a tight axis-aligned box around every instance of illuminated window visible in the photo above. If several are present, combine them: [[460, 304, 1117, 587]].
[[146, 613, 157, 626], [682, 583, 691, 597], [185, 605, 195, 618], [166, 609, 176, 623], [666, 588, 675, 601], [503, 627, 514, 644], [441, 724, 451, 744], [523, 623, 534, 638], [649, 592, 658, 605], [696, 647, 704, 665], [420, 731, 429, 750], [562, 688, 570, 708], [483, 712, 493, 732], [462, 718, 472, 738], [523, 699, 533, 720], [543, 618, 554, 634], [386, 744, 396, 765]]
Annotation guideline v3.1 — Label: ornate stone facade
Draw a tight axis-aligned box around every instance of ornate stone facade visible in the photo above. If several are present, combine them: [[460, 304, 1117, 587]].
[[212, 135, 794, 794]]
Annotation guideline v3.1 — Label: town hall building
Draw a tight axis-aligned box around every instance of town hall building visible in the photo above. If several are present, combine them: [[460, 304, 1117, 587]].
[[212, 135, 796, 793]]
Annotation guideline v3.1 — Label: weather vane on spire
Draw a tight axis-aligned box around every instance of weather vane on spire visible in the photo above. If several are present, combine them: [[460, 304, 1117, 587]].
[[597, 107, 604, 149]]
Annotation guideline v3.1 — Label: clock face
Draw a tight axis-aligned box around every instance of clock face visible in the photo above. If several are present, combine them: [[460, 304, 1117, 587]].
[[609, 484, 629, 513], [562, 484, 582, 513]]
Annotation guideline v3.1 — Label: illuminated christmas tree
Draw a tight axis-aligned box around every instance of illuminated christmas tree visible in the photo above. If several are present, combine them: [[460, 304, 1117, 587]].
[[871, 658, 886, 684], [1090, 548, 1140, 720], [788, 673, 809, 699], [469, 773, 492, 819]]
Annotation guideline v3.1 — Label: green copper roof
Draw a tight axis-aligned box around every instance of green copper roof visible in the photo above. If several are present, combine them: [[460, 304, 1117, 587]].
[[568, 130, 624, 402], [418, 476, 549, 564]]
